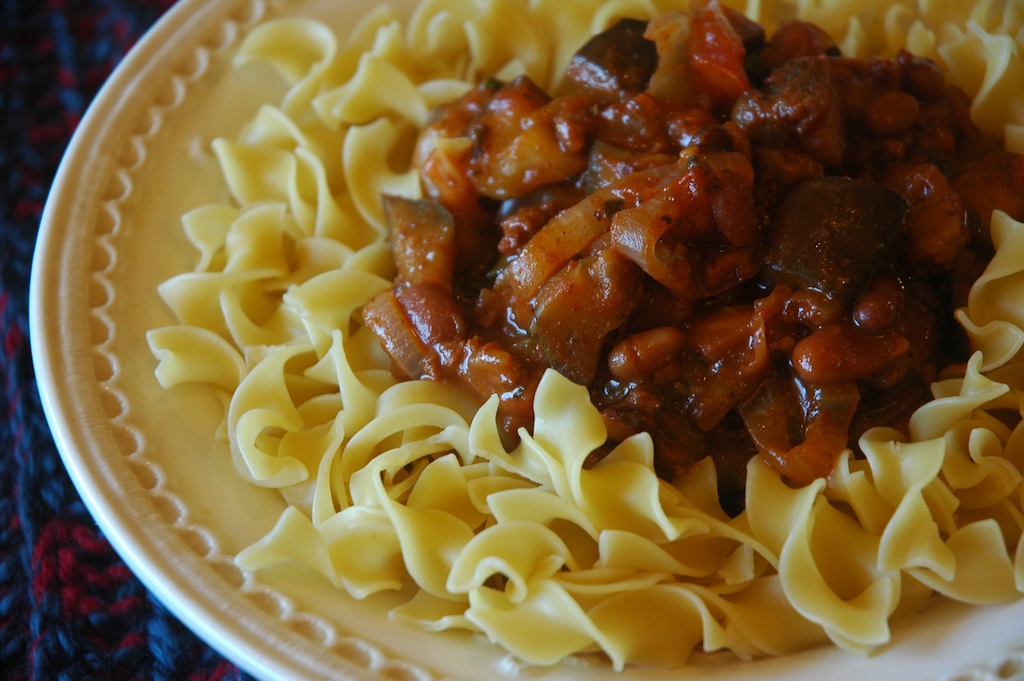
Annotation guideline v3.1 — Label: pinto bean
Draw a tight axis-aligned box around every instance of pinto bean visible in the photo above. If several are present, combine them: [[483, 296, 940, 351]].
[[852, 275, 901, 333], [608, 326, 688, 380], [881, 164, 969, 270], [791, 325, 909, 385], [902, 53, 947, 100], [783, 288, 845, 329], [904, 198, 969, 270], [866, 91, 920, 137]]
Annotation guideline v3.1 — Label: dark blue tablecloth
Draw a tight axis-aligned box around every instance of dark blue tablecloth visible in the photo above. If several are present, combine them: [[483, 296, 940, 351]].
[[1, 3, 254, 679]]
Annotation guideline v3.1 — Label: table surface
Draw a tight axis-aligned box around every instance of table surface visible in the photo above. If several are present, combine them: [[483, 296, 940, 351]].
[[0, 2, 254, 678]]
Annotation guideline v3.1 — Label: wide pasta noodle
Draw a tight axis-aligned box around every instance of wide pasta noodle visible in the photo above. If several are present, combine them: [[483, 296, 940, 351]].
[[147, 0, 1024, 670]]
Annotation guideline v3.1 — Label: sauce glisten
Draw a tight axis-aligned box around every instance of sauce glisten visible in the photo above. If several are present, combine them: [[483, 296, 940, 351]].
[[363, 2, 1024, 512]]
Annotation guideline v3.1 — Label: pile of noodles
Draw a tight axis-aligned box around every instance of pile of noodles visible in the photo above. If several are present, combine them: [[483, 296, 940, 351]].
[[148, 0, 1024, 669]]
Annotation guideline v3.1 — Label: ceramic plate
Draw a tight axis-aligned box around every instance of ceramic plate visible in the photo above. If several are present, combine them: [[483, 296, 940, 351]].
[[29, 0, 1024, 679]]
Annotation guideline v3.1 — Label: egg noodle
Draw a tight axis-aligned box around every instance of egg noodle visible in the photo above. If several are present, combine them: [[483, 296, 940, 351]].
[[147, 0, 1024, 669]]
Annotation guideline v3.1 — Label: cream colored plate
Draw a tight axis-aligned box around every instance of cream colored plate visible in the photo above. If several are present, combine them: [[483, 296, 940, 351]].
[[29, 0, 1024, 679]]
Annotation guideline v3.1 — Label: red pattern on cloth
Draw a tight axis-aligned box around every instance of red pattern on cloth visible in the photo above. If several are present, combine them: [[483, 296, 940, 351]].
[[0, 1, 253, 678]]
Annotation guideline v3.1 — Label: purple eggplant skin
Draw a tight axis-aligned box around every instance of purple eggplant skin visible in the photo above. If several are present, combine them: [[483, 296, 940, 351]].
[[563, 18, 659, 105], [762, 176, 909, 307]]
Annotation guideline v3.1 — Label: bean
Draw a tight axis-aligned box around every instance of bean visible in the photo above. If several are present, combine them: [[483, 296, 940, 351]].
[[608, 326, 687, 380], [904, 58, 946, 100], [792, 325, 908, 385], [853, 276, 901, 333], [866, 91, 920, 137], [904, 198, 969, 270], [784, 288, 844, 328]]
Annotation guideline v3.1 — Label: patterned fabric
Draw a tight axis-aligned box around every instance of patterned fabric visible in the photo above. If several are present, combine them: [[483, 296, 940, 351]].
[[1, 2, 253, 679]]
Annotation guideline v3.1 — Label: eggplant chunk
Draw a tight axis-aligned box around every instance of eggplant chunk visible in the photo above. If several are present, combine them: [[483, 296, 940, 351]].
[[564, 18, 658, 104], [763, 176, 908, 307], [384, 195, 457, 293], [732, 55, 832, 138], [532, 249, 644, 385]]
